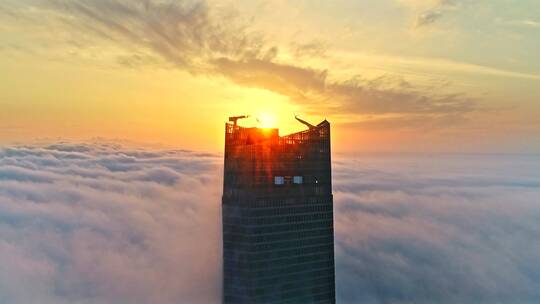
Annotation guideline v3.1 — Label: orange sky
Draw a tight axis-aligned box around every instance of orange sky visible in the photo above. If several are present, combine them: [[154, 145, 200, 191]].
[[1, 0, 539, 153]]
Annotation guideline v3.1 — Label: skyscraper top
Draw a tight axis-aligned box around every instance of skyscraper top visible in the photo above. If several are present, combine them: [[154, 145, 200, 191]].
[[222, 115, 335, 303], [225, 116, 329, 147]]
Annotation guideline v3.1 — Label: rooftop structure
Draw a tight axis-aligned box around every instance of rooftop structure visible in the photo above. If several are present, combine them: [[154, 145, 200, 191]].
[[222, 116, 335, 303]]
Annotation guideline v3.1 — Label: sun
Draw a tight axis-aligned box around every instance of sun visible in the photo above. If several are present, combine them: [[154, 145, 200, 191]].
[[257, 112, 277, 128]]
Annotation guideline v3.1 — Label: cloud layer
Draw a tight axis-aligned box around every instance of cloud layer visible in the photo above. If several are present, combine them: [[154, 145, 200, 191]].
[[1, 142, 540, 303], [334, 154, 540, 303], [0, 142, 223, 304]]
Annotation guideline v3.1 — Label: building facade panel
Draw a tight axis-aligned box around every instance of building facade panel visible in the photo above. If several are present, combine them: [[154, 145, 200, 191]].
[[222, 119, 335, 303]]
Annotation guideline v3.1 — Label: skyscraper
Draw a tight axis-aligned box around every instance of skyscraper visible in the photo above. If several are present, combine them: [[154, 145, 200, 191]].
[[222, 116, 335, 303]]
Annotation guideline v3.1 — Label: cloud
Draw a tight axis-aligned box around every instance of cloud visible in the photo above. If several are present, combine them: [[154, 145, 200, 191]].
[[415, 9, 444, 27], [505, 19, 540, 29], [213, 57, 327, 100], [413, 0, 460, 28], [0, 0, 478, 125], [215, 58, 476, 117], [338, 112, 470, 131], [2, 142, 540, 303], [521, 20, 540, 28], [0, 142, 222, 304], [44, 0, 264, 69], [292, 41, 328, 59], [333, 154, 540, 303]]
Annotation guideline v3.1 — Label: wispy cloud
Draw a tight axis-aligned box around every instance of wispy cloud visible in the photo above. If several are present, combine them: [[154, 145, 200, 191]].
[[521, 19, 540, 28], [44, 0, 264, 69], [505, 19, 540, 28], [416, 9, 445, 27], [347, 51, 540, 80], [0, 0, 481, 127], [292, 41, 328, 59], [214, 57, 477, 119], [415, 0, 460, 28]]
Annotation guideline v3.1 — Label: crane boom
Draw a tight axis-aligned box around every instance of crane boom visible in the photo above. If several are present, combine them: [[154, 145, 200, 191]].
[[229, 115, 249, 126], [294, 115, 315, 129]]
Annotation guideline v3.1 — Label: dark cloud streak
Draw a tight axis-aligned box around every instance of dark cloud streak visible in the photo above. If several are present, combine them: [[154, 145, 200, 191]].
[[415, 0, 460, 28], [45, 0, 262, 69]]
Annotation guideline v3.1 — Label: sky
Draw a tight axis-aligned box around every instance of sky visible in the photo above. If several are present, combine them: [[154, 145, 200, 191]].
[[1, 142, 540, 303], [1, 0, 539, 153], [2, 2, 540, 303]]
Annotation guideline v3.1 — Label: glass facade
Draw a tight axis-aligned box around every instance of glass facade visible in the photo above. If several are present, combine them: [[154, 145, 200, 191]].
[[222, 120, 335, 303]]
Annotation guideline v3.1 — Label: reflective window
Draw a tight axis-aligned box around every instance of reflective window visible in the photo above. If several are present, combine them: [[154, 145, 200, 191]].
[[274, 176, 284, 185], [293, 176, 303, 184]]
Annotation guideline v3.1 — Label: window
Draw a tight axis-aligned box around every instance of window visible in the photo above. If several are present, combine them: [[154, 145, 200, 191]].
[[293, 176, 303, 184], [274, 176, 284, 185], [284, 176, 292, 184]]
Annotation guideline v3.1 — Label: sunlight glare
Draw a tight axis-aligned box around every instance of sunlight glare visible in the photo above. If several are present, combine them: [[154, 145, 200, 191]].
[[257, 112, 277, 128]]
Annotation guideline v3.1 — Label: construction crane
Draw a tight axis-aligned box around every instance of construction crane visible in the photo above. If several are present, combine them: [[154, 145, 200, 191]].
[[294, 115, 315, 129], [229, 115, 249, 126]]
